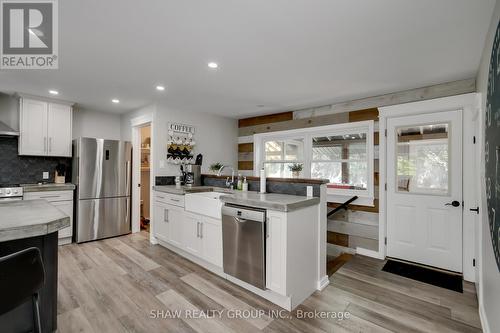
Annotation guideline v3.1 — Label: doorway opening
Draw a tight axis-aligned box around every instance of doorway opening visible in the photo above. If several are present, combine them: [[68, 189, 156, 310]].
[[140, 125, 151, 233]]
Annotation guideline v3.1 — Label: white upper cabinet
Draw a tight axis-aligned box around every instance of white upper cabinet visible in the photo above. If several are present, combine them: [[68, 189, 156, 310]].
[[19, 97, 73, 157], [47, 103, 72, 156], [19, 99, 48, 156]]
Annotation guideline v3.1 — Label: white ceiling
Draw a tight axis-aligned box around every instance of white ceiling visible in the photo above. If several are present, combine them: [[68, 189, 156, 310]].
[[0, 0, 494, 118]]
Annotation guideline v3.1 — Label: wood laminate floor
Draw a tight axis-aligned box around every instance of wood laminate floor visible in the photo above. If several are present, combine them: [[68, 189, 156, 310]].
[[57, 232, 482, 332]]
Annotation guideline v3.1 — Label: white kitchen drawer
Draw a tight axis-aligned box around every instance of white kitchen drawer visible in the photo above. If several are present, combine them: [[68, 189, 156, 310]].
[[24, 190, 73, 202], [154, 191, 185, 207]]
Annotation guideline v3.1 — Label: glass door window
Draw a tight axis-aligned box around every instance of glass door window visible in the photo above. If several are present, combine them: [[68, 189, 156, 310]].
[[396, 123, 450, 195]]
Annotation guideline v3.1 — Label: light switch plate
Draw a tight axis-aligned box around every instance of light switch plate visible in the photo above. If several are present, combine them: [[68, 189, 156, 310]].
[[43, 171, 49, 179], [159, 159, 165, 168]]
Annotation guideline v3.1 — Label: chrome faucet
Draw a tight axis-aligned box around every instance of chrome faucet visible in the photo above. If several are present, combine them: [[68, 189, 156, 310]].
[[217, 165, 235, 189]]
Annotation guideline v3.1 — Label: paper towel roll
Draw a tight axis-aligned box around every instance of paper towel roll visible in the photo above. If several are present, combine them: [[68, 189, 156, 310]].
[[260, 168, 266, 193]]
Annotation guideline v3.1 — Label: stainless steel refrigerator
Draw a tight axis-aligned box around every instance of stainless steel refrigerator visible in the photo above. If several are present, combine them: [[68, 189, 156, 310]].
[[73, 138, 132, 243]]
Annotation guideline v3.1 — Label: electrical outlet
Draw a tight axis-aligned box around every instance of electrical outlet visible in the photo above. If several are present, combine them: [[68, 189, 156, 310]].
[[43, 171, 49, 179]]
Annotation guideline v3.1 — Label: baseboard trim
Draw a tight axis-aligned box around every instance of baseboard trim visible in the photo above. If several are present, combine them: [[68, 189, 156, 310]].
[[317, 275, 330, 290], [356, 247, 384, 259], [479, 299, 491, 333]]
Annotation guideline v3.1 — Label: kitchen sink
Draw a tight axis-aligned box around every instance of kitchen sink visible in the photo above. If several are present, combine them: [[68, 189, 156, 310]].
[[185, 191, 228, 219]]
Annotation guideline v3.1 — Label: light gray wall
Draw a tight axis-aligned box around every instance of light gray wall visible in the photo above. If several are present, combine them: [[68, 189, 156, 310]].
[[121, 103, 238, 176], [476, 0, 500, 331], [73, 108, 122, 140]]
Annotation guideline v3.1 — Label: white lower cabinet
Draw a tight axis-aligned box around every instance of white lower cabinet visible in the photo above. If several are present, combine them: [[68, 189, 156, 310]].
[[153, 201, 169, 241], [153, 200, 183, 247], [153, 191, 222, 268], [182, 212, 223, 267], [52, 201, 73, 239], [183, 212, 202, 256], [266, 210, 287, 295], [201, 216, 223, 267], [24, 190, 74, 244]]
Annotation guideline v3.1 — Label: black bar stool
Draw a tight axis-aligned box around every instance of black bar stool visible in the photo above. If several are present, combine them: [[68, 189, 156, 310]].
[[0, 247, 45, 333]]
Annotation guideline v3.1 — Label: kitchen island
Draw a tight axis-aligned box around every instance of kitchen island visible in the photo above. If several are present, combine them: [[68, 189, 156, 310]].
[[152, 185, 327, 310], [0, 200, 70, 333]]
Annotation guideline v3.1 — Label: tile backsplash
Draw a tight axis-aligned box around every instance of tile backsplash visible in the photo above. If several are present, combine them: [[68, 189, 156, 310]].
[[0, 137, 72, 185]]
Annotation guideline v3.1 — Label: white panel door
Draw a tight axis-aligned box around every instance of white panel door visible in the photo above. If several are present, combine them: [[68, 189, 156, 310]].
[[47, 103, 72, 157], [183, 212, 202, 256], [19, 98, 48, 156], [387, 110, 463, 272], [201, 216, 222, 267]]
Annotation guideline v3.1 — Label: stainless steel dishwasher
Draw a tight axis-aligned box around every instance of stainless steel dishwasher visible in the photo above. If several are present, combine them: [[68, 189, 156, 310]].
[[222, 204, 266, 289]]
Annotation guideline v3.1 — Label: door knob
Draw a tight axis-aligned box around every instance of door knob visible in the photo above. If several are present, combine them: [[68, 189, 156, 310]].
[[445, 201, 461, 207]]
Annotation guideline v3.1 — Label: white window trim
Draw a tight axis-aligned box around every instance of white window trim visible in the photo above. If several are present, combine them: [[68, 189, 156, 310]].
[[254, 120, 374, 206]]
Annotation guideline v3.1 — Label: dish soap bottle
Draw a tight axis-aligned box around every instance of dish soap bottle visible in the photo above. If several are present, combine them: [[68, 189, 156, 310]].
[[237, 173, 243, 190], [242, 177, 248, 192]]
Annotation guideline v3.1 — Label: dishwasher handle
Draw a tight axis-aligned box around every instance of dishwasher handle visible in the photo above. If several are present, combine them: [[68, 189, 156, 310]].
[[222, 205, 266, 223]]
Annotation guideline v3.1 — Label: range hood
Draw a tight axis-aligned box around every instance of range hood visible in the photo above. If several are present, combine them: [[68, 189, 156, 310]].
[[0, 121, 19, 136]]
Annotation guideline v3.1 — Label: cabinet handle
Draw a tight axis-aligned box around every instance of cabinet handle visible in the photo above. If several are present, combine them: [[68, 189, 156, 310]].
[[40, 195, 61, 199], [196, 222, 200, 238], [44, 137, 47, 153], [49, 137, 52, 153], [200, 223, 203, 239], [170, 198, 180, 202], [164, 209, 169, 223]]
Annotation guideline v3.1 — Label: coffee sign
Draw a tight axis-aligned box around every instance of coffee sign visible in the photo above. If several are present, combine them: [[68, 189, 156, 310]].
[[168, 122, 195, 134]]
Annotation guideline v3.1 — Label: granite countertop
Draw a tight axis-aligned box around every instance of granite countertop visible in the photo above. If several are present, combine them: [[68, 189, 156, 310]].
[[219, 191, 319, 212], [153, 185, 319, 212], [22, 183, 76, 192], [0, 199, 70, 242]]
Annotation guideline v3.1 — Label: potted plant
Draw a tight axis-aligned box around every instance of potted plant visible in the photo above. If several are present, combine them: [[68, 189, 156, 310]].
[[288, 163, 303, 178], [209, 162, 224, 174]]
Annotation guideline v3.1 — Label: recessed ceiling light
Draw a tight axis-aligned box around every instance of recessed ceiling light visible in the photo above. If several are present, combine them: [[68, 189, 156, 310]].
[[207, 62, 218, 69], [156, 85, 165, 91], [49, 90, 59, 95], [111, 99, 120, 104]]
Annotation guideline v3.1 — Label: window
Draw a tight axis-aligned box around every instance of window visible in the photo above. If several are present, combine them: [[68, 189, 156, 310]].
[[311, 133, 368, 190], [254, 121, 374, 205], [263, 138, 304, 178]]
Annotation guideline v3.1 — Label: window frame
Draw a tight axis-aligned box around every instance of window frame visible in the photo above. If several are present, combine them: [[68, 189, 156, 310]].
[[254, 120, 375, 206]]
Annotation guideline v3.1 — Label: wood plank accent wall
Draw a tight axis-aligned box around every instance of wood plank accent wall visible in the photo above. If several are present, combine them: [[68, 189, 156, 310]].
[[238, 108, 379, 173], [238, 111, 293, 128]]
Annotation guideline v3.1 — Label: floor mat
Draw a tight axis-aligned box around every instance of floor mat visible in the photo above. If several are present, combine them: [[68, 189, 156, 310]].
[[382, 260, 463, 293]]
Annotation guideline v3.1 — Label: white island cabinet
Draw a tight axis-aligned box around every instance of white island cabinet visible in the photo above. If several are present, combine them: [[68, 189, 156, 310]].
[[151, 188, 320, 311], [19, 96, 73, 157], [153, 191, 223, 269]]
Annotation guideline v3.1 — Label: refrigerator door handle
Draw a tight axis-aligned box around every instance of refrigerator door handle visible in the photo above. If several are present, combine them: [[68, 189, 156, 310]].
[[126, 198, 130, 228], [125, 161, 131, 195]]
